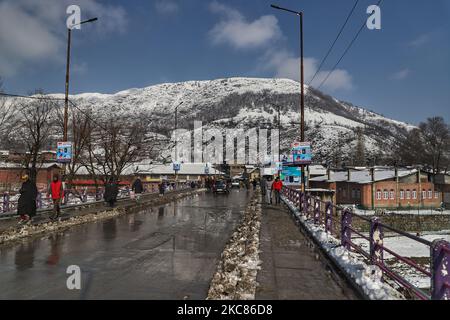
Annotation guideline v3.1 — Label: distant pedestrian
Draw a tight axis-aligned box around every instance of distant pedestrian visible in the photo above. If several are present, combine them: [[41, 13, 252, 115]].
[[132, 177, 144, 201], [159, 181, 166, 196], [48, 174, 64, 221], [260, 177, 267, 196], [266, 178, 274, 204], [252, 179, 257, 190], [17, 174, 38, 225], [272, 177, 283, 205], [104, 177, 119, 207]]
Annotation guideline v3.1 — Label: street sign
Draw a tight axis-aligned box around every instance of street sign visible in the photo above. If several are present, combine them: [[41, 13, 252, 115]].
[[173, 162, 181, 172], [57, 142, 72, 163]]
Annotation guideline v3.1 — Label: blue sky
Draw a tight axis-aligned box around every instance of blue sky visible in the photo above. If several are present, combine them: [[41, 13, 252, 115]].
[[0, 0, 449, 125]]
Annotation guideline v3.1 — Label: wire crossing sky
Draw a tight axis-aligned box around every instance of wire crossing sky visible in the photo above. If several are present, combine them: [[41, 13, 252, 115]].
[[0, 0, 449, 125]]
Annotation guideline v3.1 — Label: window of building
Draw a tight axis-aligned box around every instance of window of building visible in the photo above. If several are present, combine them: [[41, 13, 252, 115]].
[[422, 191, 427, 199], [356, 189, 361, 199], [400, 190, 405, 200], [406, 190, 411, 199], [412, 190, 417, 200], [390, 190, 395, 200], [435, 191, 439, 199], [383, 190, 389, 200], [352, 189, 356, 199], [376, 190, 382, 200], [428, 190, 433, 199]]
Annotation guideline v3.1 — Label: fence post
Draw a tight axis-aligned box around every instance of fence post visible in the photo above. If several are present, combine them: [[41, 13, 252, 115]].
[[341, 208, 352, 250], [370, 217, 384, 265], [297, 191, 301, 210], [36, 192, 42, 209], [325, 202, 333, 234], [431, 240, 450, 300], [314, 198, 320, 225]]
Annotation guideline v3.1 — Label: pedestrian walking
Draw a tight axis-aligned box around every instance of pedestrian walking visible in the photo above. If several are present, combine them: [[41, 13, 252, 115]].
[[252, 179, 257, 190], [17, 174, 38, 225], [260, 177, 267, 196], [104, 177, 119, 207], [266, 177, 274, 204], [132, 176, 144, 201], [159, 181, 166, 196], [272, 177, 283, 205], [47, 174, 64, 221]]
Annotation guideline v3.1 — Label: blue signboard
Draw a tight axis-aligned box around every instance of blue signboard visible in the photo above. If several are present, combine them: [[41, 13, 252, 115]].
[[281, 166, 302, 184], [292, 142, 312, 165], [173, 162, 181, 172], [57, 142, 72, 163]]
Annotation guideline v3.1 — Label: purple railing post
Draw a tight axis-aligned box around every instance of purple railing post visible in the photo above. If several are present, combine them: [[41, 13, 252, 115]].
[[431, 240, 450, 300], [325, 202, 333, 234], [341, 208, 352, 250], [297, 191, 301, 210], [370, 217, 384, 265], [2, 192, 9, 213], [314, 198, 320, 225]]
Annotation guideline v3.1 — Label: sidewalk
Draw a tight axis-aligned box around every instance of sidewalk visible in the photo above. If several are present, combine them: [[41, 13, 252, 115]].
[[256, 201, 357, 300]]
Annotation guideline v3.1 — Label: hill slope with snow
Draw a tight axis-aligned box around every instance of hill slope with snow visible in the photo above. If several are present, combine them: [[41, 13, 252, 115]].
[[53, 77, 414, 165]]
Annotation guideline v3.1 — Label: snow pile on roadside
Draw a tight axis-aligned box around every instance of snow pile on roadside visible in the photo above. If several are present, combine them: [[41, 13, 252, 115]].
[[207, 191, 262, 300], [0, 208, 123, 245], [283, 197, 405, 300]]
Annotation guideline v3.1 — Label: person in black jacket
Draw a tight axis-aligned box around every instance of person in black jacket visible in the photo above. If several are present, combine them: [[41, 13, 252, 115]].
[[104, 177, 119, 207], [17, 174, 38, 225], [132, 177, 144, 200]]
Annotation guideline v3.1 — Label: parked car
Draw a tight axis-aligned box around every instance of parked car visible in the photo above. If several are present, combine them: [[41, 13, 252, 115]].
[[231, 180, 241, 188], [213, 180, 230, 194]]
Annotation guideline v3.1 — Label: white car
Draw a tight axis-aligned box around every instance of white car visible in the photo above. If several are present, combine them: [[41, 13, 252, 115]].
[[231, 180, 241, 188]]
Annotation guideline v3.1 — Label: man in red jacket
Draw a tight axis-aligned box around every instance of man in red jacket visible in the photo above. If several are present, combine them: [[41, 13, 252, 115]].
[[48, 174, 64, 221], [272, 177, 283, 205]]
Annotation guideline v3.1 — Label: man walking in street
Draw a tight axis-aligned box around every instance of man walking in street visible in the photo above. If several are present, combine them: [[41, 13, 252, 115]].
[[272, 177, 283, 205], [48, 174, 64, 221]]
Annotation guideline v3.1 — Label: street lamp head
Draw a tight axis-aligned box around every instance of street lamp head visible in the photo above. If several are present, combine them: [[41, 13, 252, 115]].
[[270, 4, 302, 15], [80, 17, 98, 25]]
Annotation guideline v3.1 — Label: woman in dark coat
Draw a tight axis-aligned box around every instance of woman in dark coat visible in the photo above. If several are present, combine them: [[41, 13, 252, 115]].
[[104, 178, 119, 207], [17, 175, 38, 224]]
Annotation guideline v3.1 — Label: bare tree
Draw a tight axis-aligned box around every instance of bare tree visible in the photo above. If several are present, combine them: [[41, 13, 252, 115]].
[[86, 110, 159, 183], [0, 77, 17, 146], [420, 117, 450, 174], [13, 93, 57, 182]]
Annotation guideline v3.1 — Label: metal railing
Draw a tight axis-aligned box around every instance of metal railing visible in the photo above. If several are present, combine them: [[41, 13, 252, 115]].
[[282, 186, 450, 300], [1, 183, 195, 217]]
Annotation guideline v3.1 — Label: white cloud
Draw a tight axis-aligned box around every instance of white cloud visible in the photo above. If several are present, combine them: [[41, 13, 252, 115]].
[[0, 0, 127, 77], [391, 68, 411, 80], [208, 1, 281, 50], [155, 1, 179, 15], [409, 34, 431, 47], [262, 50, 353, 92]]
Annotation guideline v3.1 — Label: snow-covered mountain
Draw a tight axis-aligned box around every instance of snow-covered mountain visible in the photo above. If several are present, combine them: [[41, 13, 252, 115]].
[[51, 77, 415, 165]]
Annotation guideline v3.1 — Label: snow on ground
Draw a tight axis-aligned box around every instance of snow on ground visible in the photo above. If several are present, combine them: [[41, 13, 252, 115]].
[[207, 191, 262, 300], [282, 196, 405, 300], [353, 207, 450, 216]]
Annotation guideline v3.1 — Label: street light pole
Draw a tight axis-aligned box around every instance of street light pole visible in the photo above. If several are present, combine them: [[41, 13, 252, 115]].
[[271, 4, 306, 192], [63, 17, 98, 142]]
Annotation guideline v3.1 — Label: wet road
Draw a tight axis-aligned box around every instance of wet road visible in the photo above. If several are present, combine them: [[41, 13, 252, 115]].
[[0, 190, 252, 300]]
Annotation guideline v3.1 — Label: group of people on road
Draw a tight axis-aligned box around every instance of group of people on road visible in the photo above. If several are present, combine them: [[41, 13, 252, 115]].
[[260, 176, 283, 205]]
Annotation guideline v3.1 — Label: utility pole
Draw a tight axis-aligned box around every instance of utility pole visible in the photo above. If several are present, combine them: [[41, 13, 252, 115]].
[[271, 4, 305, 192]]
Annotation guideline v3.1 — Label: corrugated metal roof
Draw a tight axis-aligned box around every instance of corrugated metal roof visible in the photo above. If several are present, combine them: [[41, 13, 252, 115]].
[[310, 169, 418, 184]]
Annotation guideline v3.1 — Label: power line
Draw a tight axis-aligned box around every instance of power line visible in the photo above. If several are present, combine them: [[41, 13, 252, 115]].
[[308, 0, 360, 86], [317, 0, 383, 91]]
